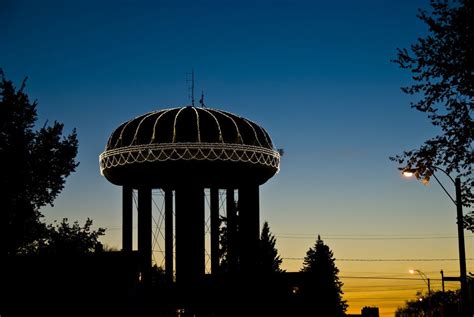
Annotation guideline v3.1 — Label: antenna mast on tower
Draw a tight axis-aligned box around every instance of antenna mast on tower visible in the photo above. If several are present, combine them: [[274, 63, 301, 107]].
[[199, 90, 205, 108], [186, 69, 195, 106]]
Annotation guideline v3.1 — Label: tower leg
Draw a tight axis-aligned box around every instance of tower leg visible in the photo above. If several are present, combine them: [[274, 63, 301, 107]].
[[138, 187, 152, 285], [122, 185, 133, 252], [239, 185, 259, 274], [226, 188, 237, 273], [175, 187, 205, 285], [210, 188, 220, 274], [165, 189, 174, 283]]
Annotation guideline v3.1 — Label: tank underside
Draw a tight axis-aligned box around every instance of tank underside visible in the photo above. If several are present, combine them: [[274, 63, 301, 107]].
[[102, 159, 277, 188]]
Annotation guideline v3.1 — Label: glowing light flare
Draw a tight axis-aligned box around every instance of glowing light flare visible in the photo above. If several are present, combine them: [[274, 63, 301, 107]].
[[421, 178, 430, 185], [402, 169, 432, 186], [402, 168, 417, 178], [402, 171, 414, 177]]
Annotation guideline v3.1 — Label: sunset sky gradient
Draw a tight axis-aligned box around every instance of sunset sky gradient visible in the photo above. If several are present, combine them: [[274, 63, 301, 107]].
[[2, 1, 472, 315]]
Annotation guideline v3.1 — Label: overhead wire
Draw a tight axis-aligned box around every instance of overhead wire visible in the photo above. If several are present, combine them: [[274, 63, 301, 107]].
[[283, 257, 474, 261]]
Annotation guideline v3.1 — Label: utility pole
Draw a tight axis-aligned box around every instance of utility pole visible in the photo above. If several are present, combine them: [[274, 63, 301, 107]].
[[440, 269, 445, 292], [403, 170, 470, 316], [428, 278, 432, 317], [455, 177, 469, 317]]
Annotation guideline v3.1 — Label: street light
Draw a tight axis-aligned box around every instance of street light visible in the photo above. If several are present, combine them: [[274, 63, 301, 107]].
[[409, 269, 432, 317], [403, 166, 469, 316]]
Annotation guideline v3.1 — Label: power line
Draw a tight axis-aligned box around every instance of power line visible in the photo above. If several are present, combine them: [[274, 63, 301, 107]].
[[345, 286, 427, 292], [277, 232, 471, 237], [283, 257, 474, 262], [275, 235, 474, 240], [348, 298, 411, 302], [341, 276, 442, 281], [342, 271, 449, 275], [105, 226, 474, 240], [275, 232, 474, 237]]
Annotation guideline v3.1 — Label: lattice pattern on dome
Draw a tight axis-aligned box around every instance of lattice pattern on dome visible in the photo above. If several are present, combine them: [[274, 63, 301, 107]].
[[99, 142, 280, 174], [105, 107, 275, 151]]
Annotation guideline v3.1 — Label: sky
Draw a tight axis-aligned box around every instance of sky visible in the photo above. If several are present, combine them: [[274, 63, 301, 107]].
[[2, 0, 472, 316]]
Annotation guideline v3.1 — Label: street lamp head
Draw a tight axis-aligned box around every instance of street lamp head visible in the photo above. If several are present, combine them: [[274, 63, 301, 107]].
[[402, 168, 432, 185], [403, 171, 414, 177], [409, 268, 425, 275], [402, 168, 417, 178]]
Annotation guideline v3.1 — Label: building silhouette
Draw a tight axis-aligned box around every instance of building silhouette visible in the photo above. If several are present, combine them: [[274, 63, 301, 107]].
[[347, 306, 380, 317]]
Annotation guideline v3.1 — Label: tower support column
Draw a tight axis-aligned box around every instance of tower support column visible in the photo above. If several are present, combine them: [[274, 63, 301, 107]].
[[122, 185, 133, 252], [175, 187, 205, 285], [165, 189, 174, 283], [226, 188, 237, 273], [238, 185, 260, 274], [210, 188, 220, 274], [138, 187, 152, 285]]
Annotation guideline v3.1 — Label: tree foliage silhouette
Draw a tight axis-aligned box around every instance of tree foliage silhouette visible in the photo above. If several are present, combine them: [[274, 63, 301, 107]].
[[218, 215, 230, 272], [30, 218, 105, 255], [299, 235, 347, 316], [0, 70, 79, 255], [258, 221, 283, 274], [395, 290, 460, 317], [390, 0, 473, 224], [219, 218, 284, 274]]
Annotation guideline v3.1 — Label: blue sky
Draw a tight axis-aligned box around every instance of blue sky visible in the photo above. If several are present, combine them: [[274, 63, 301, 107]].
[[2, 1, 471, 315]]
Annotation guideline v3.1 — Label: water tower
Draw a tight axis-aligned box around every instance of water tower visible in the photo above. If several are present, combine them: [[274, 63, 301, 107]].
[[99, 106, 280, 285]]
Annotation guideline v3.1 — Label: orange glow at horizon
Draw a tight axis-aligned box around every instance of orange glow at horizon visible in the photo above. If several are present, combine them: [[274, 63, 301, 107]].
[[280, 252, 470, 317]]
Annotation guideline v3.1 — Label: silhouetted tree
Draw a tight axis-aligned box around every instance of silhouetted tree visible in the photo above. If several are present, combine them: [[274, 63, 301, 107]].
[[219, 217, 284, 275], [28, 218, 105, 254], [463, 211, 474, 232], [258, 221, 284, 274], [0, 70, 79, 255], [390, 0, 473, 226], [102, 244, 119, 252], [218, 213, 243, 273], [299, 235, 347, 316], [218, 215, 229, 272], [395, 290, 460, 317], [151, 264, 167, 286]]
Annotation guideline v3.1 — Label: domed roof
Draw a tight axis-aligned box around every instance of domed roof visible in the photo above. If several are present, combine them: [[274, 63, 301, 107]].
[[105, 106, 274, 150], [99, 106, 280, 188]]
